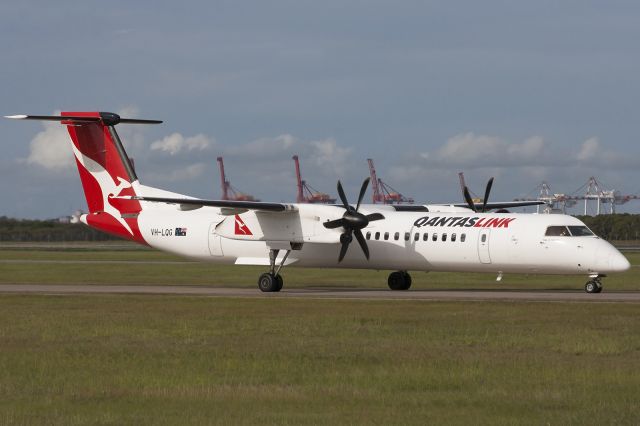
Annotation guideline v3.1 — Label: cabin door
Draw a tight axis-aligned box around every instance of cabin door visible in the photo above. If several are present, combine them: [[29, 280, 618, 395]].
[[208, 223, 224, 257], [477, 229, 491, 264]]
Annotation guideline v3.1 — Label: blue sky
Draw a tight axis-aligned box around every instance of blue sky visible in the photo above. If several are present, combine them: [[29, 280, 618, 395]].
[[2, 1, 640, 218]]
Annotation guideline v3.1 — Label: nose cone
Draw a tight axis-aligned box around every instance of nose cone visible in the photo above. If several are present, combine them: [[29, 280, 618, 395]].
[[609, 251, 630, 272]]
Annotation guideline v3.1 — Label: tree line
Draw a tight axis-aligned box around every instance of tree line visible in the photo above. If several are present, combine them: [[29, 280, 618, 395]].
[[1, 214, 640, 242], [0, 217, 118, 242]]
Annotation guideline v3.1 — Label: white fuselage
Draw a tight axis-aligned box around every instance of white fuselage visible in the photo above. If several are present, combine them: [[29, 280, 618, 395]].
[[130, 202, 630, 277]]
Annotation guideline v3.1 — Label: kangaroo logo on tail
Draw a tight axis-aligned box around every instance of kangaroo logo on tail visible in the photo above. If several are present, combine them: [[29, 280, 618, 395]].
[[69, 142, 134, 235]]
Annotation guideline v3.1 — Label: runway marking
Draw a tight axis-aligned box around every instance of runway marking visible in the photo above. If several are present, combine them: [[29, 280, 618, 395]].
[[0, 284, 639, 303]]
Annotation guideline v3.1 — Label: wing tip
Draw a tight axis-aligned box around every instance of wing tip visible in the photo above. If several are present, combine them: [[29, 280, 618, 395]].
[[4, 115, 27, 119]]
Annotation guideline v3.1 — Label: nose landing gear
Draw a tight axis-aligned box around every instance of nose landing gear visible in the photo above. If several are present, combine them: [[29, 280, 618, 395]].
[[585, 276, 603, 294]]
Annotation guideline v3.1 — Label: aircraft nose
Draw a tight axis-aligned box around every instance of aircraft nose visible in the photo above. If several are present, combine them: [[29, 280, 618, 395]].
[[608, 250, 630, 272]]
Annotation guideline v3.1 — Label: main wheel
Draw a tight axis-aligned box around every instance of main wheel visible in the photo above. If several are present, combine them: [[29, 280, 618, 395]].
[[274, 274, 284, 292], [401, 271, 412, 290], [258, 273, 279, 292], [388, 271, 410, 291], [585, 280, 598, 294]]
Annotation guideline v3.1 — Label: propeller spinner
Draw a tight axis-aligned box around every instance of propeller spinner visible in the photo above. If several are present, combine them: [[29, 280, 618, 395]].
[[323, 178, 384, 262]]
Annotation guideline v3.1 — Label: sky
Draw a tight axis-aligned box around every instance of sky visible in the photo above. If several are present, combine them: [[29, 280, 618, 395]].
[[2, 1, 640, 218]]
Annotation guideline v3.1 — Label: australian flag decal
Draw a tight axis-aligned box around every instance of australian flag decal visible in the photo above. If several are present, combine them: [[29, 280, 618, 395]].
[[175, 227, 187, 236]]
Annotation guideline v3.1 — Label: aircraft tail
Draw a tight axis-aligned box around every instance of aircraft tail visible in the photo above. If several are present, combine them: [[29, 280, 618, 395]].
[[6, 111, 163, 243]]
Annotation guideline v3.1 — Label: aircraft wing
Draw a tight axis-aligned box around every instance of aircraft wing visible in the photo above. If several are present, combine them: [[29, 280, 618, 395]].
[[120, 196, 297, 215], [451, 200, 545, 210]]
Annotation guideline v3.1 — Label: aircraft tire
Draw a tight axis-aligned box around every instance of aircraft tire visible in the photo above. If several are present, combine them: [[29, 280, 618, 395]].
[[275, 274, 284, 292], [388, 271, 410, 291], [585, 280, 598, 294], [258, 273, 279, 292], [401, 271, 412, 290], [594, 281, 603, 293]]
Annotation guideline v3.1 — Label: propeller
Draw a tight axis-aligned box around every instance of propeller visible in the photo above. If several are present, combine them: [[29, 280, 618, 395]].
[[462, 177, 494, 213], [323, 178, 385, 262]]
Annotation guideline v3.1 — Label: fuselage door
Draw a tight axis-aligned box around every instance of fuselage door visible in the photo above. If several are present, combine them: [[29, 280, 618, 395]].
[[478, 229, 491, 264], [208, 222, 224, 257]]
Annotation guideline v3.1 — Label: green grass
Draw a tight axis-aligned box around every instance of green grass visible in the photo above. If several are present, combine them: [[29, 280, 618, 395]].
[[0, 295, 638, 425], [1, 248, 639, 291], [1, 245, 639, 424]]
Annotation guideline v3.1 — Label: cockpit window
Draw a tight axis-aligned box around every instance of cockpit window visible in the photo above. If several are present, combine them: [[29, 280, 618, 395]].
[[568, 226, 594, 236], [545, 226, 570, 236]]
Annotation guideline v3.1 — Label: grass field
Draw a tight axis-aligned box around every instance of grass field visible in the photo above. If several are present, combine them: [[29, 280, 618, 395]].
[[1, 246, 639, 291], [1, 245, 639, 424], [1, 295, 639, 425]]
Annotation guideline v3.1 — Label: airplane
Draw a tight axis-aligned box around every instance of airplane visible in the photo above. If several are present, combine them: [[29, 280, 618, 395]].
[[5, 111, 630, 294]]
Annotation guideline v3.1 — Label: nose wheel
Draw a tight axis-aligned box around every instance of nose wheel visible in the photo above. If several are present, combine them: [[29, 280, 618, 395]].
[[388, 271, 412, 290], [585, 277, 603, 294]]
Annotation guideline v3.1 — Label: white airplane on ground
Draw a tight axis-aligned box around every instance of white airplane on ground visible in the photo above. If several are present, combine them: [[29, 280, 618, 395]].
[[6, 112, 630, 293]]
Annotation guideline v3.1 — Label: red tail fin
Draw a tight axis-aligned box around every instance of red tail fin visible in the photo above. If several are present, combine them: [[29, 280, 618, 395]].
[[62, 112, 146, 243], [6, 111, 162, 243]]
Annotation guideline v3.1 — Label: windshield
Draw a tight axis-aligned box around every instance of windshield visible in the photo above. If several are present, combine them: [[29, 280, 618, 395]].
[[568, 226, 594, 236], [545, 225, 595, 237], [545, 226, 570, 236]]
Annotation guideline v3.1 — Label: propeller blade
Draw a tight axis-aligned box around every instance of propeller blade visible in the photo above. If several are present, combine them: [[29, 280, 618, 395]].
[[463, 186, 477, 212], [324, 218, 346, 229], [353, 229, 370, 260], [366, 213, 385, 222], [338, 237, 350, 262], [356, 177, 370, 211], [481, 177, 494, 212], [336, 181, 351, 211]]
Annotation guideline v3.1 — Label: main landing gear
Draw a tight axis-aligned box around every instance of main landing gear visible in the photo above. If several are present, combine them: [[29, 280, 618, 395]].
[[585, 276, 603, 294], [388, 271, 412, 290], [258, 248, 291, 292]]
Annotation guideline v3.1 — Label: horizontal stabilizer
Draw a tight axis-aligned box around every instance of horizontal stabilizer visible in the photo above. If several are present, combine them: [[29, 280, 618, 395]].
[[4, 113, 162, 125]]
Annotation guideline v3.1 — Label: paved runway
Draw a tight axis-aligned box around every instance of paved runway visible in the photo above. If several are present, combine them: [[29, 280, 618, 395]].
[[1, 284, 639, 302]]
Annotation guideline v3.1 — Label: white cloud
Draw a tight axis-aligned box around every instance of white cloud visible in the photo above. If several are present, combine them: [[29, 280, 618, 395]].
[[309, 138, 352, 176], [21, 118, 74, 171], [228, 134, 296, 157], [577, 137, 600, 162], [150, 133, 213, 155], [421, 132, 546, 168], [224, 134, 352, 177]]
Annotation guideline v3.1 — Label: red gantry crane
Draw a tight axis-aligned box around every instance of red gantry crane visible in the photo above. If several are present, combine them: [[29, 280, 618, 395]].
[[292, 155, 336, 203], [216, 157, 259, 201], [367, 158, 414, 204]]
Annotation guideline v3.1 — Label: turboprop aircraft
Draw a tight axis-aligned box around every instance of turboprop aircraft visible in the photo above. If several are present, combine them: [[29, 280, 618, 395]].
[[5, 112, 630, 293]]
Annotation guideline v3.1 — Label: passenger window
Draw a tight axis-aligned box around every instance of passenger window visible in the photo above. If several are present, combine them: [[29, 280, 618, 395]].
[[481, 234, 487, 243], [384, 232, 389, 241], [461, 234, 466, 242], [545, 226, 570, 237], [404, 232, 410, 241], [423, 233, 428, 241], [394, 232, 399, 241], [442, 233, 447, 242], [414, 233, 419, 241], [366, 231, 371, 240], [375, 232, 380, 240], [432, 233, 438, 241], [451, 233, 456, 242]]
